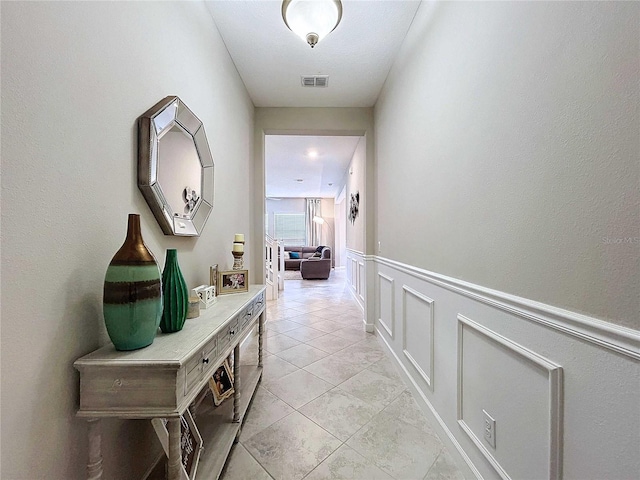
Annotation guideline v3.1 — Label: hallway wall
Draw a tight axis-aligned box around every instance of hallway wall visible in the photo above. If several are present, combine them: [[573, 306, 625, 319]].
[[372, 2, 639, 479], [344, 137, 366, 254], [1, 2, 253, 478], [375, 1, 639, 328]]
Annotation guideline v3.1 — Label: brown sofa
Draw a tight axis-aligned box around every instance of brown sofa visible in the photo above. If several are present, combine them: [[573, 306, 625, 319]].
[[282, 246, 332, 280]]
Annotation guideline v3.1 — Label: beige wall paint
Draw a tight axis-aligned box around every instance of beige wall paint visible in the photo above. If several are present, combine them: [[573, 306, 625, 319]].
[[345, 137, 366, 253], [375, 1, 639, 328], [1, 2, 254, 478], [252, 108, 374, 277]]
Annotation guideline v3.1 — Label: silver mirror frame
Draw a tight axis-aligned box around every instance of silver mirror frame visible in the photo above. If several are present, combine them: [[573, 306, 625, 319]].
[[138, 96, 214, 236]]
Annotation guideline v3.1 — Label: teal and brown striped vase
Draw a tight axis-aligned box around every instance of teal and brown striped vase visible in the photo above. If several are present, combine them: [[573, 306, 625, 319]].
[[159, 249, 188, 333], [103, 214, 162, 350]]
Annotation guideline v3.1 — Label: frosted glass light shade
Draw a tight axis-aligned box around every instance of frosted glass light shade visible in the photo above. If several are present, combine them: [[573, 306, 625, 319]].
[[282, 0, 342, 48]]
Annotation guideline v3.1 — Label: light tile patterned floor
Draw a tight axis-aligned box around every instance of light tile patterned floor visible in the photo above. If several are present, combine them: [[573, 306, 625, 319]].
[[221, 269, 465, 480]]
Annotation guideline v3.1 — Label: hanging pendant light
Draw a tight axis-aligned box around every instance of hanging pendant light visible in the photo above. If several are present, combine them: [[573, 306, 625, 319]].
[[282, 0, 343, 48]]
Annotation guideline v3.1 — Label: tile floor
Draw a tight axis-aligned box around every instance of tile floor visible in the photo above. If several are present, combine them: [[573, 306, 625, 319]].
[[221, 269, 465, 480]]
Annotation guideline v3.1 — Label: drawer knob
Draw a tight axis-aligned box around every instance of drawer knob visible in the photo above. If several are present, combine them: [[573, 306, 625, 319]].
[[203, 358, 209, 364], [230, 329, 236, 336]]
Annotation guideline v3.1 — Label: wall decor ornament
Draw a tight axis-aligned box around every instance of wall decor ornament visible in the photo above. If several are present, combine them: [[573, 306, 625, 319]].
[[348, 191, 360, 224], [160, 249, 188, 333], [103, 214, 163, 351], [138, 96, 214, 236]]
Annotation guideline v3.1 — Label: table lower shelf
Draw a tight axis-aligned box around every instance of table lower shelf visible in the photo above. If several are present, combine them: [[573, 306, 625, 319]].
[[144, 365, 263, 480]]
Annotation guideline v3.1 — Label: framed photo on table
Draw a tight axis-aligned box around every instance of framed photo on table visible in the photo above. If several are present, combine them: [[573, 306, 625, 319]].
[[209, 264, 218, 296], [208, 360, 235, 406], [218, 270, 249, 295]]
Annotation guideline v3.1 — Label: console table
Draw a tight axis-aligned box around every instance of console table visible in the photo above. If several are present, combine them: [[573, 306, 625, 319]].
[[74, 285, 266, 480]]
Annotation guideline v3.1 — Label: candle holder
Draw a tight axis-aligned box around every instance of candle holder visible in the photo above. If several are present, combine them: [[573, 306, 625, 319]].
[[232, 236, 245, 270], [232, 251, 244, 270]]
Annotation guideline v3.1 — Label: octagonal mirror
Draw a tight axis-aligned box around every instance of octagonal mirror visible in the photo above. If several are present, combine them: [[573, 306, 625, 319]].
[[138, 96, 214, 236]]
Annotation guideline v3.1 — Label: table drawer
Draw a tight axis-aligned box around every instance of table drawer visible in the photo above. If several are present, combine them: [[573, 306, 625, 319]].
[[240, 305, 254, 330], [217, 317, 239, 352], [253, 291, 265, 316], [184, 335, 217, 395]]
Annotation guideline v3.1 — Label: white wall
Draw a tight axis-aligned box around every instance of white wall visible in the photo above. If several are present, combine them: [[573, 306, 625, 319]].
[[372, 2, 640, 479], [372, 258, 639, 480], [1, 2, 254, 478], [375, 1, 639, 328]]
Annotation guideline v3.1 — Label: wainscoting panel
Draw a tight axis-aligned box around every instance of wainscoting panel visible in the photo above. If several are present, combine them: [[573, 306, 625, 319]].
[[346, 250, 365, 312], [377, 272, 394, 338], [402, 285, 434, 389], [371, 255, 640, 480], [350, 258, 357, 290], [457, 315, 563, 480]]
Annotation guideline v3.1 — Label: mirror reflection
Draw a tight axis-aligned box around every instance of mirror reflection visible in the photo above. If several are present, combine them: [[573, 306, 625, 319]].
[[138, 96, 214, 236], [157, 125, 201, 217]]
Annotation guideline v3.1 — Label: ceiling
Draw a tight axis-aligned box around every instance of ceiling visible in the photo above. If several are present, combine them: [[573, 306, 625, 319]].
[[204, 0, 421, 198], [265, 135, 361, 198]]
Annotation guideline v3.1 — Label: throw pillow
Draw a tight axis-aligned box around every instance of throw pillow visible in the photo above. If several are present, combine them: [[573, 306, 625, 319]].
[[289, 251, 300, 259], [312, 252, 321, 258], [284, 251, 290, 259], [315, 245, 325, 253]]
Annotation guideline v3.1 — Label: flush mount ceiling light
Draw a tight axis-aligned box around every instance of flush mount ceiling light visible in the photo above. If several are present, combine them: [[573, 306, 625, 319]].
[[282, 0, 343, 48]]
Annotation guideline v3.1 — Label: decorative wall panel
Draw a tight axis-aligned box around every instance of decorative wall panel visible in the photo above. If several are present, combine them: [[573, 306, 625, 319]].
[[402, 285, 434, 389], [358, 262, 365, 301], [350, 258, 358, 290], [377, 272, 395, 337], [457, 314, 563, 480]]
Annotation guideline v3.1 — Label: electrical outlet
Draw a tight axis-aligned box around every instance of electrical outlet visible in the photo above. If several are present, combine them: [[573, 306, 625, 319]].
[[483, 409, 496, 448]]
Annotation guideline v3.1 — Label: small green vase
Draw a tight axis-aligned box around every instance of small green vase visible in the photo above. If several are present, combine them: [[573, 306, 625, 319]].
[[160, 249, 188, 333], [103, 214, 163, 351]]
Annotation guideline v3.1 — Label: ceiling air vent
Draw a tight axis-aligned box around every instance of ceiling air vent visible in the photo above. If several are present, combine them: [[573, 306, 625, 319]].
[[301, 75, 329, 87]]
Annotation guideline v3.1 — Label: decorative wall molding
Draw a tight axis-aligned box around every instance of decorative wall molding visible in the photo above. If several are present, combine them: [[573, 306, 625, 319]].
[[402, 285, 434, 390], [457, 314, 564, 480], [358, 261, 365, 302], [350, 258, 358, 290], [375, 256, 639, 360], [346, 250, 365, 313], [376, 326, 483, 480], [377, 272, 395, 338]]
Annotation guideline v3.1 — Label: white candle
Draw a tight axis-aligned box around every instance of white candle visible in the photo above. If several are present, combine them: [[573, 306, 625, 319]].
[[234, 233, 245, 243], [232, 242, 244, 252]]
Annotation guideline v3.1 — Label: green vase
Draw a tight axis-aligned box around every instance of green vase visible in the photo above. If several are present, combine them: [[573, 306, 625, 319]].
[[103, 214, 162, 351], [160, 249, 188, 333]]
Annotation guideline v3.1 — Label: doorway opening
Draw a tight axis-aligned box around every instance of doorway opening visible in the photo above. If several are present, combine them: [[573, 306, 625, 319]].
[[264, 134, 364, 299]]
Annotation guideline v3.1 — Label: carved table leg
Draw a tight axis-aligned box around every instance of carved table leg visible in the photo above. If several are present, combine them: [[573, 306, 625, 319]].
[[258, 311, 265, 368], [233, 343, 241, 423], [86, 418, 103, 480], [167, 418, 182, 480]]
